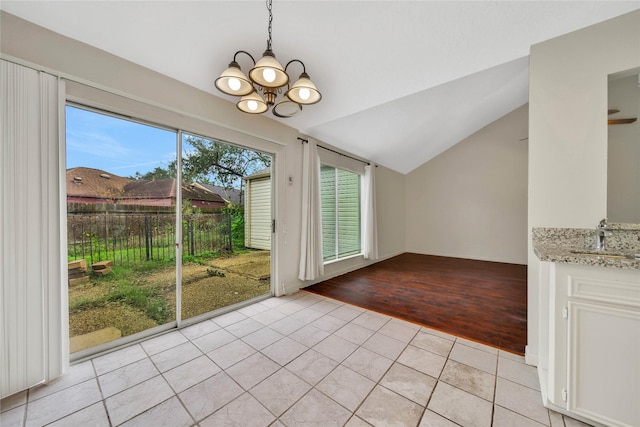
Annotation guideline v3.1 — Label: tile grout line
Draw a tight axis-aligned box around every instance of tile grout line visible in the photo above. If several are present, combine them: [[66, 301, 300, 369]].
[[200, 299, 336, 424], [253, 296, 331, 424], [295, 319, 375, 422], [143, 335, 198, 427], [420, 331, 458, 425], [395, 326, 429, 427], [24, 364, 108, 427], [321, 306, 393, 425], [90, 357, 115, 427], [273, 301, 398, 425], [14, 294, 560, 427], [20, 391, 28, 427], [494, 355, 558, 427], [22, 387, 30, 427], [340, 322, 415, 425], [490, 345, 500, 426], [177, 333, 241, 425]]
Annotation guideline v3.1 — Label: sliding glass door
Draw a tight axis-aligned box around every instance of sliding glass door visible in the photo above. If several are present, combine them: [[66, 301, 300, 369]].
[[66, 105, 273, 357], [66, 105, 178, 355], [179, 133, 272, 321]]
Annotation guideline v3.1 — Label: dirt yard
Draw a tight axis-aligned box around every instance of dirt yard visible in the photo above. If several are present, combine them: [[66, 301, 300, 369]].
[[68, 251, 271, 346]]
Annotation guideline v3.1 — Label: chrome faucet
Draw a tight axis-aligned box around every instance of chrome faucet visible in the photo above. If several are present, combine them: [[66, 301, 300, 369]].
[[595, 218, 610, 252]]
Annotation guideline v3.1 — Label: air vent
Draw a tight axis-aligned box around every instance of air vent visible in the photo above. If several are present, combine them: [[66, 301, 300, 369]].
[[73, 176, 82, 182], [100, 173, 111, 179]]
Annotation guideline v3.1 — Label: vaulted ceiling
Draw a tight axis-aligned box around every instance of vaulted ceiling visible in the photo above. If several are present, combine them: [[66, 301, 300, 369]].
[[2, 1, 639, 173]]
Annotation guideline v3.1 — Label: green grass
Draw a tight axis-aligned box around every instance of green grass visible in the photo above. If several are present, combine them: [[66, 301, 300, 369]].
[[206, 268, 225, 277], [107, 282, 169, 323], [125, 259, 171, 272], [68, 246, 250, 324], [69, 259, 173, 322], [69, 296, 104, 312], [70, 270, 170, 323]]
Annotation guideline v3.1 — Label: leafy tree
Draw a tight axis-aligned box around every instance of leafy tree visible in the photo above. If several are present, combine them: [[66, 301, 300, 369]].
[[179, 135, 271, 188], [130, 165, 175, 181], [130, 135, 270, 189], [222, 202, 245, 249]]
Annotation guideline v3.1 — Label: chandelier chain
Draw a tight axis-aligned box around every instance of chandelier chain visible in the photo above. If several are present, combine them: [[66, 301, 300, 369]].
[[266, 0, 273, 51]]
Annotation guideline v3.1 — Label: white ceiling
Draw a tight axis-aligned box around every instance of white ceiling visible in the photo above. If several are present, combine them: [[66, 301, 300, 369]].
[[2, 1, 639, 173]]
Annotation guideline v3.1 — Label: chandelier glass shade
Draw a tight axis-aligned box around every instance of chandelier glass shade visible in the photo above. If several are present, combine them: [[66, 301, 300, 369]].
[[215, 59, 254, 97], [237, 90, 269, 114], [287, 72, 322, 105], [249, 50, 288, 88], [214, 0, 321, 117]]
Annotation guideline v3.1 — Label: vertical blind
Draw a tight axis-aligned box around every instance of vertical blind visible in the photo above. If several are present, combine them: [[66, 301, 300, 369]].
[[321, 165, 361, 262], [1, 60, 67, 398]]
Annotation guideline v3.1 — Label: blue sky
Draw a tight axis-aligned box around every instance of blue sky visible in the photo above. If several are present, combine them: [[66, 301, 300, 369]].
[[66, 105, 177, 178], [66, 106, 270, 188]]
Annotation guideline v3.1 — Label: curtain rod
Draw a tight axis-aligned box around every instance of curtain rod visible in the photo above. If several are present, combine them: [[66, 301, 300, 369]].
[[297, 137, 370, 166]]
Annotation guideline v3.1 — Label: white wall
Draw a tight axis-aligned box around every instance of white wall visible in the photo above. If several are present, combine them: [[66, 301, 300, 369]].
[[528, 10, 640, 364], [376, 166, 406, 257], [405, 104, 529, 264], [0, 11, 406, 297]]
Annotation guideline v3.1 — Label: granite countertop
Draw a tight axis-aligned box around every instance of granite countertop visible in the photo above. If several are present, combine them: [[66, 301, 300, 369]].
[[533, 226, 640, 271], [533, 243, 640, 270]]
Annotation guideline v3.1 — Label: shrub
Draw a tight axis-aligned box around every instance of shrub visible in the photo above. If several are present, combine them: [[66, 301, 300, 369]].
[[206, 268, 225, 277]]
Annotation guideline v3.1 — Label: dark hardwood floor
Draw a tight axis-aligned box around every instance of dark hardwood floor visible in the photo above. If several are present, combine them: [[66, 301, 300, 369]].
[[305, 253, 527, 355]]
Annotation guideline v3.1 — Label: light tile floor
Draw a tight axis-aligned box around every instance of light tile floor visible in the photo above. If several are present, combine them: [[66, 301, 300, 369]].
[[1, 291, 594, 427]]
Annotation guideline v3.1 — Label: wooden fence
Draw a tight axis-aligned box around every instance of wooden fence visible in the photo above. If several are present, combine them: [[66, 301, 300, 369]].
[[67, 211, 232, 266]]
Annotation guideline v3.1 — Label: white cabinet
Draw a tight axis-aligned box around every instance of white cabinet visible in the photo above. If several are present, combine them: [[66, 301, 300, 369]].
[[541, 263, 640, 427]]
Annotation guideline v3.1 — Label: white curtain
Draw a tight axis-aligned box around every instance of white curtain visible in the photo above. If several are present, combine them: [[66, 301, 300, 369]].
[[1, 60, 67, 398], [298, 140, 324, 281], [362, 164, 378, 260]]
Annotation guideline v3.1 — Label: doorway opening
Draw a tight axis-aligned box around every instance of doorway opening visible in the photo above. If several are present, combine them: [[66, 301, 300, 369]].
[[65, 105, 273, 357]]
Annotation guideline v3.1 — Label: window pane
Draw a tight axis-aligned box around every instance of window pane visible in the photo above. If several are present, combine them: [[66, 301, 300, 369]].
[[65, 105, 274, 357], [337, 169, 361, 258], [320, 165, 361, 262], [179, 133, 272, 320], [66, 105, 177, 354], [321, 165, 336, 262]]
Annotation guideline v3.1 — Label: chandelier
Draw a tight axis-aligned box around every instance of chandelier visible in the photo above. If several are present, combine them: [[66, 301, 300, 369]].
[[214, 0, 322, 118]]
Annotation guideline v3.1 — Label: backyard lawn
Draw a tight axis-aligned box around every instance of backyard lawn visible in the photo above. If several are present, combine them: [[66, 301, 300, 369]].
[[68, 250, 270, 351]]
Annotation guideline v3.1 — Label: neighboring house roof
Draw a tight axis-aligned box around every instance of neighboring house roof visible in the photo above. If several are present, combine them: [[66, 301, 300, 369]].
[[122, 179, 176, 199], [67, 167, 130, 200], [182, 182, 226, 205], [197, 183, 242, 205], [66, 167, 225, 208]]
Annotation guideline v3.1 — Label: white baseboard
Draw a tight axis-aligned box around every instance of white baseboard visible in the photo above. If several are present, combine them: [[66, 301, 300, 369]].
[[525, 345, 538, 366], [296, 250, 405, 291]]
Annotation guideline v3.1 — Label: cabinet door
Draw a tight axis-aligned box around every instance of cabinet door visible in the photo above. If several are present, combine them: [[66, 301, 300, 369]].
[[568, 301, 640, 427]]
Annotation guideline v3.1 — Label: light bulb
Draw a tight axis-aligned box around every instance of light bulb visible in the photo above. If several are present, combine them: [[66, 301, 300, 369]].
[[247, 100, 258, 111], [228, 78, 241, 91], [299, 88, 311, 101], [263, 68, 276, 83]]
